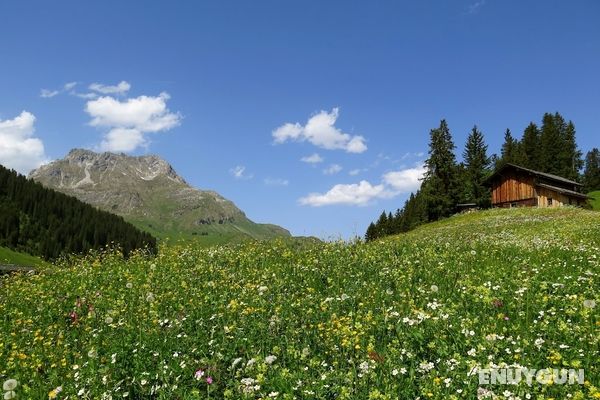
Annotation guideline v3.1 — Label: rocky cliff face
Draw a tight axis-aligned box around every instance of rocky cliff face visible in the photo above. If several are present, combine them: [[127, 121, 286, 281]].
[[30, 149, 290, 241]]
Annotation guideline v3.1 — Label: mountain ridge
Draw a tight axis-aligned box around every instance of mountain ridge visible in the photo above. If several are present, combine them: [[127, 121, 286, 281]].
[[29, 149, 291, 243]]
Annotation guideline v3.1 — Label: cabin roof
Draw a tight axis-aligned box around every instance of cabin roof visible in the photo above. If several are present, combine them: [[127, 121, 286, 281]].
[[485, 163, 583, 187], [536, 183, 590, 199]]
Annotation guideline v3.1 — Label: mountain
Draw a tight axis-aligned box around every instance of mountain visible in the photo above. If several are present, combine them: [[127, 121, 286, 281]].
[[29, 149, 290, 244]]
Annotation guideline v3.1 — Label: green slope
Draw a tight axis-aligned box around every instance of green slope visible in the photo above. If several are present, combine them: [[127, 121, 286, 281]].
[[0, 246, 46, 267], [0, 207, 598, 398], [588, 190, 600, 210]]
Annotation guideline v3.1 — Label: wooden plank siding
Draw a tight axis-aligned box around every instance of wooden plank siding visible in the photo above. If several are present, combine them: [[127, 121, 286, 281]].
[[537, 187, 586, 208], [491, 172, 535, 206]]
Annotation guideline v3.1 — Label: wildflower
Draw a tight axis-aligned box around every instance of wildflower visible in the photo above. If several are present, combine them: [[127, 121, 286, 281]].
[[2, 380, 17, 392], [194, 369, 205, 380], [430, 285, 439, 293], [392, 369, 399, 376], [146, 292, 155, 302], [126, 282, 133, 289], [583, 299, 596, 309], [48, 386, 62, 399], [265, 355, 277, 365], [69, 311, 78, 324], [105, 316, 113, 324], [206, 376, 213, 385], [88, 348, 98, 358], [231, 357, 243, 368]]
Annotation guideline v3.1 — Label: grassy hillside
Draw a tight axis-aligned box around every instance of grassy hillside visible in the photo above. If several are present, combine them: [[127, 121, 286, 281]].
[[0, 246, 46, 267], [588, 190, 600, 210], [0, 208, 598, 399]]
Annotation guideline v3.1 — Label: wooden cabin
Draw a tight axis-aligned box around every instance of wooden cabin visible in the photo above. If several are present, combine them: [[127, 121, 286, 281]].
[[485, 163, 589, 208]]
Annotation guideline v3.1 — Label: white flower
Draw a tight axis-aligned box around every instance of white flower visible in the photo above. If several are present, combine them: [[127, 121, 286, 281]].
[[146, 292, 155, 302], [258, 286, 268, 294], [140, 379, 147, 386], [105, 316, 113, 324], [391, 369, 399, 376], [265, 355, 277, 365], [2, 380, 18, 391], [534, 338, 545, 349], [88, 349, 98, 358], [246, 358, 256, 368], [268, 392, 280, 398], [430, 285, 439, 293], [4, 392, 16, 400], [231, 357, 243, 368], [583, 299, 596, 309], [467, 348, 477, 357]]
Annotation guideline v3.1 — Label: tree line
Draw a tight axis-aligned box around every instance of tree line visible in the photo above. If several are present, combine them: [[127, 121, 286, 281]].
[[0, 165, 157, 260], [366, 112, 600, 241]]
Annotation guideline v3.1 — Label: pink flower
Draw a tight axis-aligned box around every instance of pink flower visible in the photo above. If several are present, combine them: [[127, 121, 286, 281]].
[[194, 369, 205, 380], [206, 376, 213, 385], [491, 299, 503, 308]]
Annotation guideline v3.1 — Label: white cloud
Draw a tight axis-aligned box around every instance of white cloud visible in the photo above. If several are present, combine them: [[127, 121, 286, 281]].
[[264, 177, 289, 186], [85, 92, 181, 152], [40, 82, 79, 98], [273, 108, 367, 153], [467, 0, 486, 14], [0, 111, 48, 174], [300, 163, 426, 207], [382, 164, 426, 192], [40, 89, 60, 98], [323, 164, 342, 175], [230, 165, 253, 180], [301, 153, 324, 164], [299, 180, 392, 207], [89, 80, 131, 95], [73, 92, 99, 100], [348, 168, 363, 176], [100, 128, 146, 152]]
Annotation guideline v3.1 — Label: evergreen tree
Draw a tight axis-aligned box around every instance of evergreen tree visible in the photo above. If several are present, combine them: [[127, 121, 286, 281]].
[[558, 121, 583, 181], [500, 129, 519, 165], [463, 125, 491, 207], [365, 222, 377, 242], [539, 113, 565, 174], [582, 148, 600, 193], [422, 120, 460, 221], [520, 122, 541, 169]]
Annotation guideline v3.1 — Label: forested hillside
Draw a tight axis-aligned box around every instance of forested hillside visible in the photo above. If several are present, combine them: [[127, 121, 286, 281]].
[[366, 112, 600, 241], [0, 165, 157, 259]]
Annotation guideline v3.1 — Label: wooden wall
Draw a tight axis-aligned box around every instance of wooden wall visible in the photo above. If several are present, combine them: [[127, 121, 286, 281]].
[[537, 187, 585, 208], [491, 173, 535, 205]]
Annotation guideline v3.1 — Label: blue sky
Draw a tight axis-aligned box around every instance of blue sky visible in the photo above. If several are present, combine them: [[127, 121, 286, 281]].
[[0, 1, 599, 239]]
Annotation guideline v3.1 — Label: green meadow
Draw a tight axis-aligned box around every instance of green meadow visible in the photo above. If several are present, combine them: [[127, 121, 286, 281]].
[[0, 208, 598, 399]]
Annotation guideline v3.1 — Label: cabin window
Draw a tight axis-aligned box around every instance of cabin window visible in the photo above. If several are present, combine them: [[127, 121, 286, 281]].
[[548, 198, 553, 206], [511, 202, 517, 208]]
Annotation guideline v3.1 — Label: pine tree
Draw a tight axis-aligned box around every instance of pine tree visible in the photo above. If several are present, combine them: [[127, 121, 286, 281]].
[[500, 129, 519, 165], [539, 113, 564, 174], [582, 148, 600, 193], [520, 122, 541, 169], [558, 121, 583, 181], [365, 222, 377, 242], [463, 125, 491, 207], [422, 120, 460, 221]]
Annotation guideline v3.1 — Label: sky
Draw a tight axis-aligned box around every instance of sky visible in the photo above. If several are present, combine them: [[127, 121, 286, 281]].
[[1, 1, 599, 239]]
